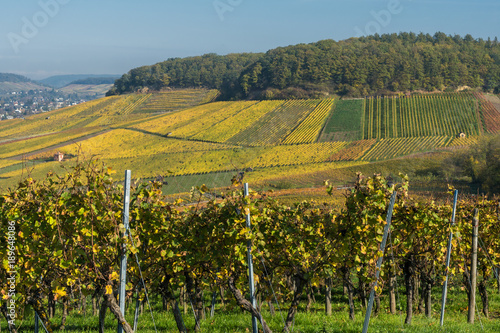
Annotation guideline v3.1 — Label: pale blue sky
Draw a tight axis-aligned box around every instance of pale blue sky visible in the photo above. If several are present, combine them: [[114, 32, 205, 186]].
[[1, 0, 499, 79]]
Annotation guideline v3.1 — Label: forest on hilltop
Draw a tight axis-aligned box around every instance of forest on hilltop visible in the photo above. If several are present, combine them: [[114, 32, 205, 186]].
[[107, 53, 262, 99], [107, 32, 500, 99]]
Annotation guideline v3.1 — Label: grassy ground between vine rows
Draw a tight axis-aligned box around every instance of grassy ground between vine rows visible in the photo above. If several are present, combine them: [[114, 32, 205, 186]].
[[6, 281, 500, 332]]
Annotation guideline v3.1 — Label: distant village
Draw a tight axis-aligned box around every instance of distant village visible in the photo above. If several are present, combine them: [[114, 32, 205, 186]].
[[0, 90, 88, 120]]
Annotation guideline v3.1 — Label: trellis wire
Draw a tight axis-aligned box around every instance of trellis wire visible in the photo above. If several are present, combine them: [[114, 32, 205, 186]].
[[33, 311, 50, 333], [388, 231, 405, 330], [478, 236, 500, 283], [128, 232, 159, 333], [456, 236, 484, 330], [35, 310, 39, 333], [133, 285, 142, 332], [258, 254, 289, 332], [210, 291, 217, 317], [187, 292, 200, 330]]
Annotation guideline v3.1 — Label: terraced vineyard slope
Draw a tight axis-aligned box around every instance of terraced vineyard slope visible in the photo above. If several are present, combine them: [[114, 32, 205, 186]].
[[226, 100, 320, 146], [1, 91, 499, 192], [361, 93, 482, 139], [283, 99, 336, 144], [133, 89, 219, 113]]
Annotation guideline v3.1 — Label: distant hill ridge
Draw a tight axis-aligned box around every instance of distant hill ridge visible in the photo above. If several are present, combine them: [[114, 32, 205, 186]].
[[69, 77, 118, 85], [107, 32, 500, 99], [0, 73, 50, 93], [39, 74, 122, 88], [0, 73, 35, 83]]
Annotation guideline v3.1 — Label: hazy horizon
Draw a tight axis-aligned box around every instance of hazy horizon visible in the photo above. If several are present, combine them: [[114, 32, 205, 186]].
[[1, 0, 499, 80]]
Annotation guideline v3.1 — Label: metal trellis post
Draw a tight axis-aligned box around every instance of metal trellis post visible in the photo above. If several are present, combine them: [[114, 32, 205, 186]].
[[118, 170, 131, 333], [35, 311, 39, 333], [468, 208, 479, 323], [244, 183, 258, 333], [361, 191, 397, 333], [440, 189, 459, 327]]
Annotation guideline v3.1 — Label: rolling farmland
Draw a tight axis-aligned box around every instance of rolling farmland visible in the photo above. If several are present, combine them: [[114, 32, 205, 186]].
[[59, 129, 241, 160], [360, 136, 451, 161], [191, 100, 286, 142], [0, 159, 21, 169], [283, 99, 336, 144], [327, 139, 377, 161], [0, 89, 218, 140], [319, 99, 364, 141], [248, 142, 348, 167], [171, 101, 258, 139], [129, 101, 236, 136], [0, 127, 103, 159], [475, 92, 500, 133], [1, 90, 499, 191], [225, 99, 320, 146], [0, 98, 109, 139], [362, 93, 482, 139], [133, 89, 219, 113]]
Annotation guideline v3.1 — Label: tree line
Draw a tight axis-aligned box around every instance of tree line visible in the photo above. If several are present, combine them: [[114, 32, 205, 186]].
[[107, 32, 500, 99]]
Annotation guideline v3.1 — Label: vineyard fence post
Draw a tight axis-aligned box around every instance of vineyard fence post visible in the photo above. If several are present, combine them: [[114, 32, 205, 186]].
[[440, 189, 459, 327], [361, 191, 397, 333], [35, 311, 39, 333], [118, 170, 132, 333], [33, 310, 49, 333], [468, 208, 479, 323], [244, 183, 258, 333], [210, 291, 217, 317]]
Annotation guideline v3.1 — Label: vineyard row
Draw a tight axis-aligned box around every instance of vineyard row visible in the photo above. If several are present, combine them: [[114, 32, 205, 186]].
[[1, 163, 499, 332]]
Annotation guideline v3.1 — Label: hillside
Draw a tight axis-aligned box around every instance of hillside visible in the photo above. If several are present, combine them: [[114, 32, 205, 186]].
[[107, 53, 262, 99], [58, 84, 114, 98], [108, 32, 500, 99], [0, 73, 49, 94], [39, 74, 121, 88], [1, 90, 499, 193], [57, 76, 119, 97], [69, 77, 118, 85], [0, 73, 33, 83]]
